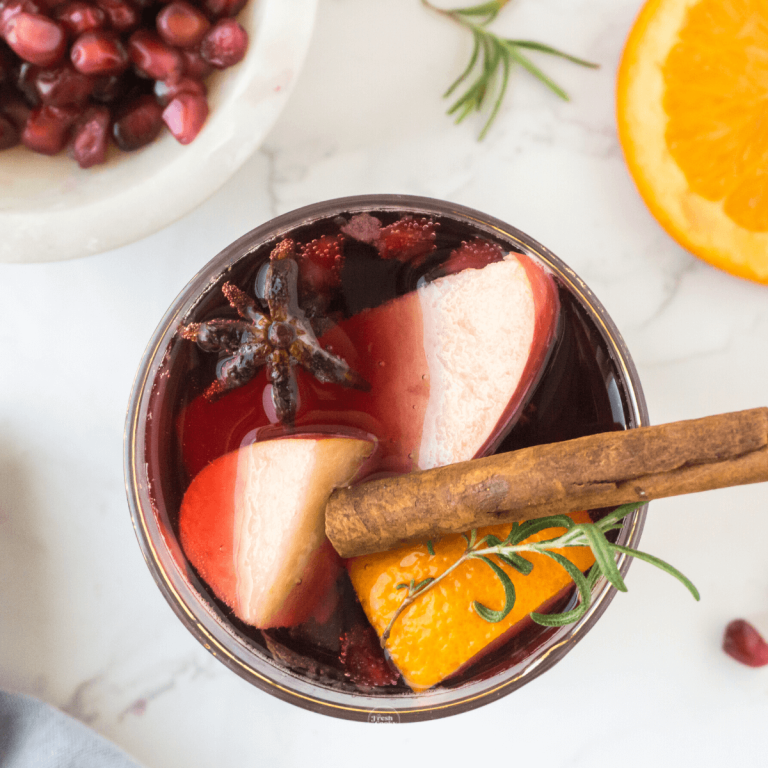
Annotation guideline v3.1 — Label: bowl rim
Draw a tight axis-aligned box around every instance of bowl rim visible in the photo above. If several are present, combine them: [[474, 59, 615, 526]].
[[124, 194, 649, 722]]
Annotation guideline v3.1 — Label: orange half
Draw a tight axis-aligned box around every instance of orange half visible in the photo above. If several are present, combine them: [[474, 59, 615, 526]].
[[617, 0, 768, 284]]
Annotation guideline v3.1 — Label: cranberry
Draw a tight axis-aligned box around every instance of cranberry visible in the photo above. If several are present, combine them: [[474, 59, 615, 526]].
[[199, 0, 245, 20], [127, 29, 182, 81], [70, 29, 127, 74], [179, 47, 210, 79], [0, 0, 42, 34], [69, 102, 108, 165], [35, 61, 93, 104], [4, 13, 67, 66], [153, 72, 203, 105], [156, 1, 207, 48], [54, 0, 105, 35], [21, 101, 78, 152], [0, 111, 19, 148], [199, 17, 245, 69], [95, 0, 138, 33], [112, 91, 161, 149], [161, 89, 205, 143], [723, 619, 768, 668]]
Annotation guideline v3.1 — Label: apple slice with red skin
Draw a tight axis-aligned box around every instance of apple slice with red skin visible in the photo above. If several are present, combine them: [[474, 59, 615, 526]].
[[179, 252, 558, 479], [179, 436, 373, 628]]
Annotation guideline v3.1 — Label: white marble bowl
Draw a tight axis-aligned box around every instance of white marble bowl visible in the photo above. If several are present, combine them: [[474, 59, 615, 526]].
[[0, 0, 317, 263]]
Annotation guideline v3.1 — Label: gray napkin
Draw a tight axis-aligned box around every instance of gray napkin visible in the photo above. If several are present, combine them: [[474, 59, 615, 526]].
[[0, 691, 142, 768]]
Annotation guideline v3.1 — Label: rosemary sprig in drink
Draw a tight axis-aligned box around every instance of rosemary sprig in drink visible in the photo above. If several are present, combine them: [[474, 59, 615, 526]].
[[381, 504, 699, 646], [423, 0, 599, 139]]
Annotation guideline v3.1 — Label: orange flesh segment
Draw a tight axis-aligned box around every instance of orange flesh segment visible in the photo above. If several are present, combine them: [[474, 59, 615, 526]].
[[663, 0, 768, 232], [347, 511, 595, 691]]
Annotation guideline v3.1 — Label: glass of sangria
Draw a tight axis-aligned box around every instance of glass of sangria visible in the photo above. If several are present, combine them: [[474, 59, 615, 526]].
[[124, 195, 648, 721]]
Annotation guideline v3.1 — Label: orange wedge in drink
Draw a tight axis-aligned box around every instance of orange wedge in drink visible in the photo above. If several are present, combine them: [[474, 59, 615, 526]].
[[617, 0, 768, 284], [348, 512, 595, 691]]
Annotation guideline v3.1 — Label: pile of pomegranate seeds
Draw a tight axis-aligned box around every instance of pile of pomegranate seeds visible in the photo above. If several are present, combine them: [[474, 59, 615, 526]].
[[0, 0, 248, 167]]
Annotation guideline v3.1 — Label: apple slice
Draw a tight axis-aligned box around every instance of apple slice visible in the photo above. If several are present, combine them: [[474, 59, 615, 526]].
[[179, 251, 558, 477], [179, 436, 373, 628], [319, 251, 559, 471]]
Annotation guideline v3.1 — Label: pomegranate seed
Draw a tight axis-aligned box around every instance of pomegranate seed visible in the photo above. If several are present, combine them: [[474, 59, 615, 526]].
[[95, 0, 138, 33], [161, 89, 205, 143], [0, 42, 11, 82], [199, 18, 245, 69], [34, 62, 93, 104], [69, 102, 108, 165], [179, 47, 210, 78], [54, 0, 105, 35], [21, 102, 78, 153], [112, 92, 161, 149], [16, 61, 41, 104], [153, 72, 203, 105], [199, 0, 245, 20], [156, 1, 208, 48], [127, 29, 182, 81], [1, 90, 32, 127], [723, 619, 768, 668], [0, 111, 19, 148], [4, 13, 67, 66], [70, 29, 127, 74], [0, 0, 42, 34], [90, 69, 131, 101]]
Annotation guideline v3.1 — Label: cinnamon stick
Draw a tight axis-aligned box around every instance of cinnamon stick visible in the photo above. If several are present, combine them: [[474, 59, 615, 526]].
[[326, 408, 768, 558]]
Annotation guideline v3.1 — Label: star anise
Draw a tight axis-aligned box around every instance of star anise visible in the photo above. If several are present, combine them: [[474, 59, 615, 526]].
[[180, 238, 369, 423]]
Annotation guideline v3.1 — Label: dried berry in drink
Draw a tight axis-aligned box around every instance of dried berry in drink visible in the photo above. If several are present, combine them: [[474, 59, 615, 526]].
[[377, 216, 438, 261]]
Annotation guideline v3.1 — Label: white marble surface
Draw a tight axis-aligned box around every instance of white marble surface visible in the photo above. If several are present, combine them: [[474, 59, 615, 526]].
[[2, 0, 768, 765]]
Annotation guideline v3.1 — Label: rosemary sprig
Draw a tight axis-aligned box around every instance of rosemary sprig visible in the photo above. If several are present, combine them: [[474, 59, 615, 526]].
[[380, 504, 699, 647], [423, 0, 599, 139]]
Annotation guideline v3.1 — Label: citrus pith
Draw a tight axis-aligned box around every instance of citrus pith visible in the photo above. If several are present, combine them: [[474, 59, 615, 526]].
[[617, 0, 768, 284]]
